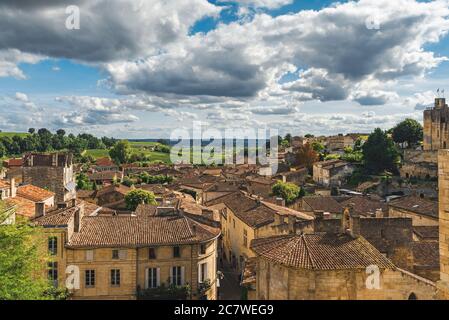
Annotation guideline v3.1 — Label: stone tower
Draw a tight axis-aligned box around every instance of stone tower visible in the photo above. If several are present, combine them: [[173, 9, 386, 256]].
[[437, 149, 449, 299], [423, 98, 449, 151], [22, 153, 76, 205]]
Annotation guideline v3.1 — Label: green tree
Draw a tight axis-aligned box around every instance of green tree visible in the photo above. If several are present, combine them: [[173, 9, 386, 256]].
[[391, 118, 423, 147], [362, 128, 399, 174], [76, 173, 92, 190], [0, 204, 54, 300], [271, 181, 301, 204], [109, 140, 131, 165], [125, 189, 157, 211]]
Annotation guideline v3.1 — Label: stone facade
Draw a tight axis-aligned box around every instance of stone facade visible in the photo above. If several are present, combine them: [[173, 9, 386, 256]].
[[255, 258, 436, 300], [22, 153, 76, 204], [400, 150, 438, 180], [313, 160, 354, 187], [424, 98, 449, 151], [437, 150, 449, 298]]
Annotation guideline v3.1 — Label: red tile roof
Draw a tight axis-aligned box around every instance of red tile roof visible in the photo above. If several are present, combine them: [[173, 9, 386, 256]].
[[251, 233, 395, 270], [17, 184, 55, 202], [95, 157, 115, 167], [67, 214, 220, 248]]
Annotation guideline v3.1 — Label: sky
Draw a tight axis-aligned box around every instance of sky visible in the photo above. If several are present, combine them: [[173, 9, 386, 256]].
[[0, 0, 448, 139]]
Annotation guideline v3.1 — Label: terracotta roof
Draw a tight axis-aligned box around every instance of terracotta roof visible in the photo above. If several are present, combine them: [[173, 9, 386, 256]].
[[413, 226, 439, 241], [0, 180, 10, 188], [33, 205, 80, 227], [340, 196, 387, 217], [67, 213, 220, 248], [251, 233, 395, 270], [302, 196, 343, 214], [95, 157, 115, 167], [96, 184, 131, 197], [17, 184, 55, 202], [412, 241, 439, 268], [5, 196, 42, 218], [261, 201, 314, 221], [4, 158, 23, 167], [389, 196, 438, 219]]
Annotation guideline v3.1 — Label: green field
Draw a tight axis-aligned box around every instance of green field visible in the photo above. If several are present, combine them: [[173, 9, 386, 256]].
[[84, 142, 171, 164], [0, 132, 29, 138]]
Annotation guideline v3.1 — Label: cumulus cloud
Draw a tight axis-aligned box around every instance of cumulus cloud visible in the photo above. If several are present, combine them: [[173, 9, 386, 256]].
[[0, 0, 220, 62], [53, 96, 139, 127], [102, 0, 449, 106], [219, 0, 293, 9]]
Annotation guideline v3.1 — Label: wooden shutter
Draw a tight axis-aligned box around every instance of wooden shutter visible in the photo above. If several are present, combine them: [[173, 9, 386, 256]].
[[170, 267, 174, 285], [180, 266, 185, 286], [156, 268, 161, 287], [119, 249, 127, 260], [144, 268, 149, 289]]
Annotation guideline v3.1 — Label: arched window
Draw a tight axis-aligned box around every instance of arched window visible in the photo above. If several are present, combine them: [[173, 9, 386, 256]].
[[408, 293, 417, 300]]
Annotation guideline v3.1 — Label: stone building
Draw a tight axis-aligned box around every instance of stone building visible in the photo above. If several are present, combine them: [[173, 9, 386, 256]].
[[244, 209, 437, 300], [388, 195, 438, 226], [33, 201, 221, 300], [326, 135, 355, 151], [424, 98, 449, 151], [205, 191, 313, 272], [437, 149, 449, 299], [400, 150, 438, 180], [313, 159, 354, 187], [22, 153, 76, 205]]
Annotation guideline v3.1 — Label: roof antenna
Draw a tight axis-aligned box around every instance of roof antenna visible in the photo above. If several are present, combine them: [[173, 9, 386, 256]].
[[437, 88, 440, 98]]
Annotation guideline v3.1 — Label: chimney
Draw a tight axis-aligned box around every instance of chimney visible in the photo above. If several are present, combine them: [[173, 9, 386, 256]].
[[288, 215, 296, 234], [313, 210, 324, 232], [9, 178, 16, 198], [347, 204, 361, 238], [73, 202, 85, 233], [35, 202, 46, 218], [275, 197, 285, 207]]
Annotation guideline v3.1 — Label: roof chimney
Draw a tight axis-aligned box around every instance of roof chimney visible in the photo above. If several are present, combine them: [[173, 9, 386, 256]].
[[347, 204, 361, 238], [9, 178, 16, 198], [275, 197, 285, 207], [35, 202, 45, 218]]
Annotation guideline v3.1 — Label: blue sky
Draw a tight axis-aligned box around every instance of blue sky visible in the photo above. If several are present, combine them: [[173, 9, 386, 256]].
[[0, 0, 449, 138]]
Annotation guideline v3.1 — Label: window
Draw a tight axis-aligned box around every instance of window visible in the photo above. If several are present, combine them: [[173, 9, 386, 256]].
[[243, 229, 248, 248], [199, 262, 208, 283], [148, 247, 156, 259], [48, 262, 58, 287], [233, 219, 236, 228], [171, 266, 183, 286], [173, 246, 181, 258], [111, 269, 120, 286], [85, 250, 94, 261], [200, 244, 207, 255], [112, 249, 119, 260], [48, 237, 57, 256], [85, 270, 95, 287], [147, 268, 160, 289]]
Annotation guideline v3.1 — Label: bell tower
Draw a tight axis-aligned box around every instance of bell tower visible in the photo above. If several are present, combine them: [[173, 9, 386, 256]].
[[437, 149, 449, 299]]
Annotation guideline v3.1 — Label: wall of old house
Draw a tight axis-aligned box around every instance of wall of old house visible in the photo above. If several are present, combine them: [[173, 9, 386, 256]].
[[388, 207, 438, 226], [255, 258, 436, 300], [437, 150, 449, 299]]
